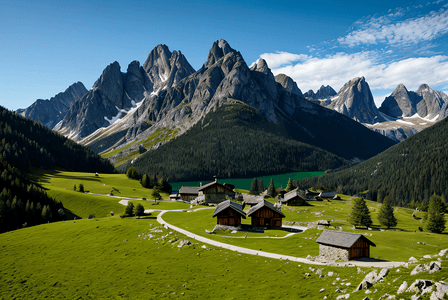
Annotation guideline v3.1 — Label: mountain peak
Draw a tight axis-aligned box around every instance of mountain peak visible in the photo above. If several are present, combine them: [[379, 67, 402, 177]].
[[417, 84, 431, 92], [203, 39, 235, 68], [250, 58, 271, 75]]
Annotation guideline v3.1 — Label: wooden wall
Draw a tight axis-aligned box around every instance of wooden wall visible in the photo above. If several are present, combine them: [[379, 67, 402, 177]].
[[217, 208, 241, 226], [251, 207, 283, 227], [348, 238, 370, 259]]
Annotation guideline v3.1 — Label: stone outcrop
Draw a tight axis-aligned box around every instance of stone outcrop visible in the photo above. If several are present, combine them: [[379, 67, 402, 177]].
[[410, 261, 442, 275], [274, 74, 303, 97], [19, 82, 87, 129], [304, 85, 336, 100]]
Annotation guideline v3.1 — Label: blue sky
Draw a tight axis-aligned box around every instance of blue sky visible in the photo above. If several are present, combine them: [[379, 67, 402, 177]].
[[2, 0, 448, 111]]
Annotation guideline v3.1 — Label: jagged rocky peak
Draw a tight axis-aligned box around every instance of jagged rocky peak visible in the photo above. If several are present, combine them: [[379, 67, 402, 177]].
[[379, 83, 413, 118], [18, 82, 88, 129], [315, 85, 337, 99], [274, 74, 303, 97], [329, 76, 385, 124], [142, 44, 195, 92], [92, 61, 124, 108], [123, 60, 150, 105], [203, 39, 235, 68]]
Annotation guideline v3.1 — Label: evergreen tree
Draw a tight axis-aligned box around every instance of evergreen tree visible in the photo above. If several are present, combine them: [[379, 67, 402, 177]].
[[134, 203, 145, 218], [426, 194, 446, 233], [78, 183, 85, 193], [249, 178, 258, 195], [126, 166, 139, 180], [377, 198, 397, 229], [267, 178, 276, 198], [141, 174, 149, 188], [257, 180, 265, 195], [41, 205, 52, 222], [348, 197, 372, 228], [285, 178, 294, 192], [152, 187, 161, 200], [125, 202, 134, 217]]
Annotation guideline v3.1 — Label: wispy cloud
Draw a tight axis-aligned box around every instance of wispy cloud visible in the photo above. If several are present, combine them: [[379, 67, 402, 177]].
[[338, 7, 448, 47], [261, 51, 448, 96], [258, 51, 308, 69]]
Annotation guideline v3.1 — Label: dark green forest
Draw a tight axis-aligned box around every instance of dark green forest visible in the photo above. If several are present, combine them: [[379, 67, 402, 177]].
[[0, 106, 115, 233], [125, 103, 348, 181], [298, 115, 448, 208]]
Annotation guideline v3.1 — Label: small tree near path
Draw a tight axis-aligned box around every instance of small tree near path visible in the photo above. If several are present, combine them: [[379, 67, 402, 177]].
[[377, 197, 397, 229], [134, 203, 145, 218], [426, 193, 446, 233], [125, 202, 135, 217], [348, 197, 372, 228]]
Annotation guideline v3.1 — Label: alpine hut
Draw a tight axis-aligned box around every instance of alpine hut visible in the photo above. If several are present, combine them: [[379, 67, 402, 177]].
[[316, 230, 376, 261], [247, 200, 285, 227], [212, 200, 246, 226]]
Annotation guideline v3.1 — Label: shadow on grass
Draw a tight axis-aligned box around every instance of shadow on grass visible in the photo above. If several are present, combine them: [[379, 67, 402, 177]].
[[136, 216, 158, 220], [64, 208, 81, 220], [354, 257, 391, 263]]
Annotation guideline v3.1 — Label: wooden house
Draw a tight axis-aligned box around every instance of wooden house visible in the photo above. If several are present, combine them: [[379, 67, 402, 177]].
[[179, 186, 199, 202], [281, 189, 308, 206], [212, 200, 246, 226], [197, 179, 235, 204], [247, 200, 285, 227], [316, 230, 376, 261]]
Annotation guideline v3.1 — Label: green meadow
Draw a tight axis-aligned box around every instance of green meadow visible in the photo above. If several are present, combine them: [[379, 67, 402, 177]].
[[2, 169, 447, 299], [170, 171, 324, 191]]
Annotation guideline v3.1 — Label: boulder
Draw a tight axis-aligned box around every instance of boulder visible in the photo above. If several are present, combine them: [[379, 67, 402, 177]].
[[411, 264, 427, 275], [428, 261, 442, 274], [438, 249, 448, 257], [431, 281, 448, 299], [424, 255, 432, 259], [378, 268, 389, 280], [397, 281, 408, 294], [406, 279, 433, 294], [336, 294, 350, 300], [409, 257, 419, 264]]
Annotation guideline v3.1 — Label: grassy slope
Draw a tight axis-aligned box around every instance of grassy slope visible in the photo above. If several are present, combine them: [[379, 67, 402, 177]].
[[163, 199, 448, 262], [30, 169, 174, 219]]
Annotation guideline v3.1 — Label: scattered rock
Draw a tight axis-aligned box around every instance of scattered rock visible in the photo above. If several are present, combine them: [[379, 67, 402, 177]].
[[431, 281, 448, 299], [409, 257, 419, 264], [328, 271, 334, 276], [403, 263, 409, 268], [397, 281, 408, 294], [438, 249, 448, 257], [378, 268, 389, 280], [429, 261, 442, 274], [406, 279, 433, 294], [336, 294, 350, 300], [423, 255, 432, 259], [411, 264, 427, 275], [315, 268, 323, 275], [355, 280, 373, 291], [319, 288, 325, 292]]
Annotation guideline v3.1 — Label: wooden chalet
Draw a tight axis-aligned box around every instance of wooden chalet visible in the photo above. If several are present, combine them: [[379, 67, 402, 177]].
[[179, 186, 199, 202], [275, 187, 287, 198], [247, 200, 285, 227], [198, 179, 235, 204], [212, 200, 246, 226], [316, 230, 376, 261], [318, 191, 337, 200], [281, 189, 308, 206]]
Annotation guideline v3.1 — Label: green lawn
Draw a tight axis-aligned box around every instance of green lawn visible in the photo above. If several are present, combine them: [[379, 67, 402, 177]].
[[163, 199, 448, 262]]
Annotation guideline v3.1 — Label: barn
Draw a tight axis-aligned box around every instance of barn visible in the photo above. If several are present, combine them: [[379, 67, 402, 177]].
[[247, 200, 285, 227], [198, 179, 235, 204], [316, 230, 376, 261], [281, 189, 308, 206], [212, 200, 246, 226], [179, 186, 199, 201]]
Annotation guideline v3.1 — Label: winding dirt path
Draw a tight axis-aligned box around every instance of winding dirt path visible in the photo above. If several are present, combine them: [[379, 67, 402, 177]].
[[157, 210, 405, 268]]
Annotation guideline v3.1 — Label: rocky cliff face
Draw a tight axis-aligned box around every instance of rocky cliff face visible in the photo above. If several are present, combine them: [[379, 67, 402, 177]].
[[274, 74, 303, 97], [18, 82, 87, 128], [326, 77, 386, 124], [55, 45, 195, 141], [379, 83, 448, 120], [304, 85, 336, 100]]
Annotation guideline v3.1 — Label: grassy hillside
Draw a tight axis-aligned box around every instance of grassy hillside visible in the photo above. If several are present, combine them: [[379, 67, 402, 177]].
[[125, 103, 348, 182], [30, 169, 176, 219], [298, 115, 448, 207]]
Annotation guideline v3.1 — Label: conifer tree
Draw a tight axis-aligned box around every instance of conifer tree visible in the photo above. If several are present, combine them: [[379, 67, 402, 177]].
[[285, 178, 294, 192], [125, 202, 134, 217], [348, 197, 372, 228], [377, 197, 397, 229], [152, 187, 161, 200], [267, 178, 276, 198], [134, 203, 145, 218], [78, 183, 85, 193], [141, 174, 149, 188], [250, 178, 258, 195], [426, 194, 446, 233]]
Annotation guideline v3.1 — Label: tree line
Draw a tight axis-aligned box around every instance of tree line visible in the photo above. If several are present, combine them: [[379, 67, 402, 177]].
[[298, 115, 448, 208], [0, 106, 115, 233], [123, 104, 347, 182]]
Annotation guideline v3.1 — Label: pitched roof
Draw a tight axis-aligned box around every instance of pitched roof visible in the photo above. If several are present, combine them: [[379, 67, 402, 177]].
[[247, 200, 285, 217], [212, 200, 246, 218], [179, 186, 199, 194], [198, 180, 233, 192], [316, 230, 376, 248], [282, 189, 306, 202], [319, 191, 337, 198]]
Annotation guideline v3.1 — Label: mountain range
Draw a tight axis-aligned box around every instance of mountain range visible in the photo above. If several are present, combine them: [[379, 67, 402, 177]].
[[17, 39, 447, 177]]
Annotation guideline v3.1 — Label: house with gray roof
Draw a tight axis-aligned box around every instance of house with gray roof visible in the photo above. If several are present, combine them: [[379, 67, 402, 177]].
[[316, 230, 376, 261], [318, 191, 337, 200], [179, 186, 200, 202], [212, 200, 246, 226], [197, 179, 235, 204], [281, 189, 308, 206], [247, 200, 285, 227]]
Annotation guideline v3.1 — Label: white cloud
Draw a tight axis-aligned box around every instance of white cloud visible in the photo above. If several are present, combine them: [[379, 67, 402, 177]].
[[338, 8, 448, 47], [259, 51, 308, 69], [262, 51, 448, 102]]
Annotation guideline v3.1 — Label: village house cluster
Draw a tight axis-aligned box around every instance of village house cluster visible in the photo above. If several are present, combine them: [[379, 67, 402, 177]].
[[172, 179, 375, 261]]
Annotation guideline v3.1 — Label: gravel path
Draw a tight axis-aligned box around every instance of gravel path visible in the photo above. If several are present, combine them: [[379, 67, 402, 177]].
[[157, 210, 405, 268]]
